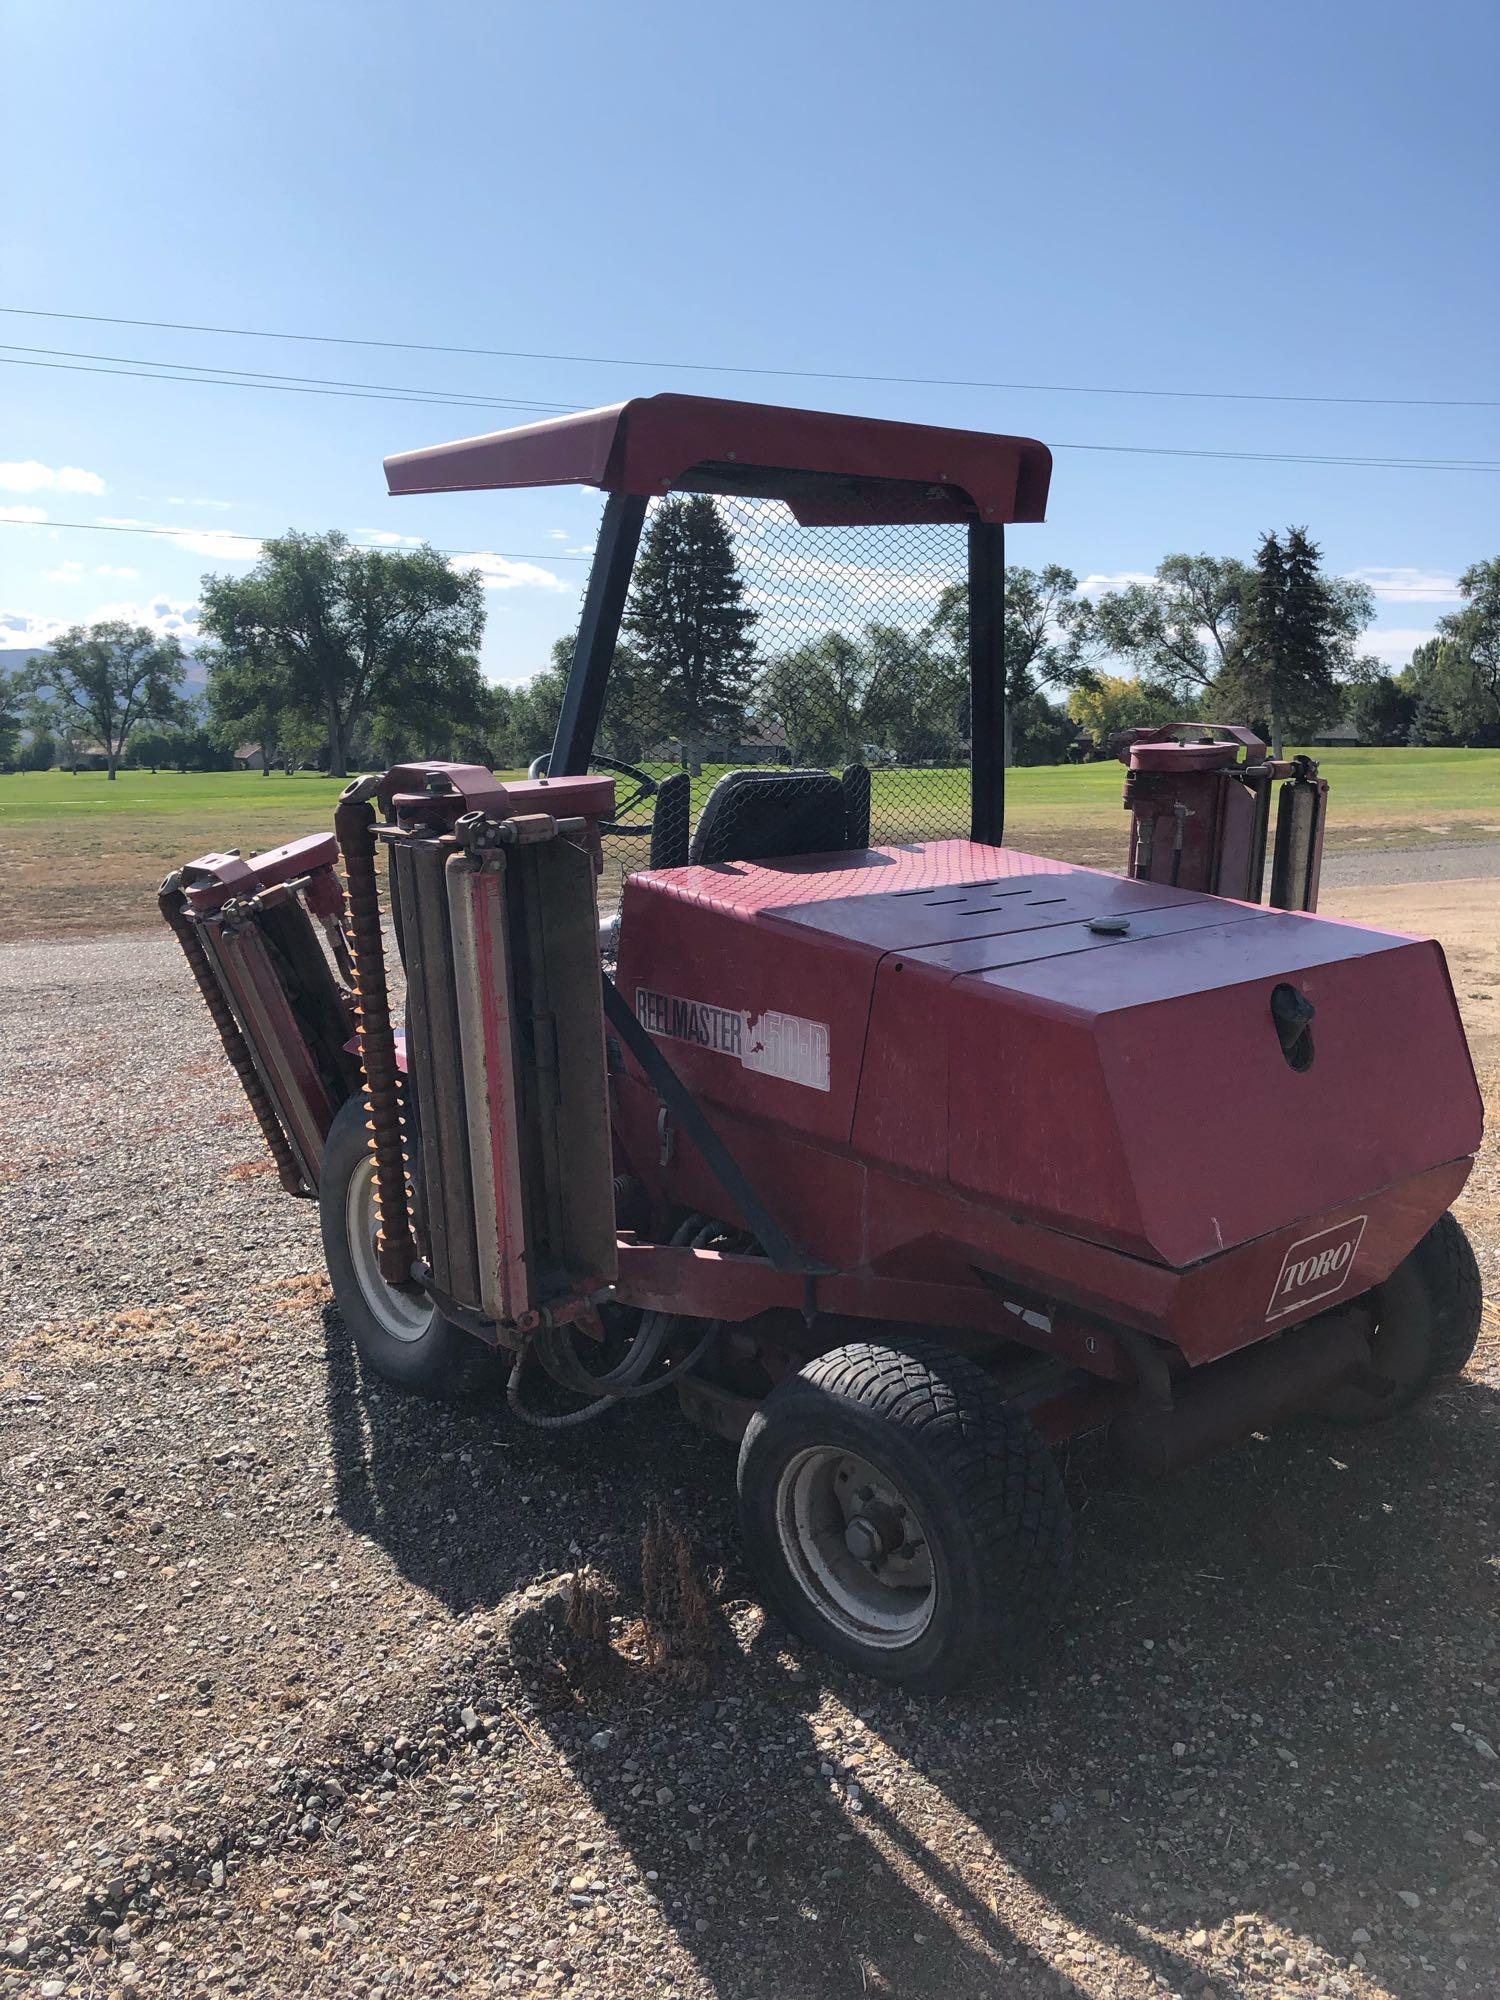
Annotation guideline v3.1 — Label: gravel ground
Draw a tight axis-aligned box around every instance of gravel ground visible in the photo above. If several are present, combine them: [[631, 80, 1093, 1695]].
[[1319, 841, 1500, 890], [1, 923, 1497, 2000]]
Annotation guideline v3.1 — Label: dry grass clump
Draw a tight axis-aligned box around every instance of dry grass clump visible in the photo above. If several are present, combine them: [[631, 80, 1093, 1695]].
[[637, 1501, 715, 1692]]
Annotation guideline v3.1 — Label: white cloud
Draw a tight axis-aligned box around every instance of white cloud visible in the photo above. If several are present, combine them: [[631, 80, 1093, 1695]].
[[167, 528, 263, 563], [355, 528, 424, 548], [448, 552, 568, 593], [96, 516, 262, 563], [96, 564, 140, 579], [0, 596, 200, 646], [548, 529, 570, 541], [1364, 625, 1440, 668], [0, 609, 68, 648], [0, 503, 48, 524], [165, 495, 233, 510], [0, 459, 106, 496], [43, 560, 85, 583], [88, 595, 200, 638], [1345, 566, 1462, 604]]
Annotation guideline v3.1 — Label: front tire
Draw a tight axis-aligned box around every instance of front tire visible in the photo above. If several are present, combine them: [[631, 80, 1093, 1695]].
[[1319, 1211, 1482, 1425], [737, 1339, 1072, 1691], [319, 1094, 490, 1397]]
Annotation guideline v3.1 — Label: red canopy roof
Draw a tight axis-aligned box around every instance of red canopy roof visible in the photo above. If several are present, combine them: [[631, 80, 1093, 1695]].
[[384, 393, 1051, 527]]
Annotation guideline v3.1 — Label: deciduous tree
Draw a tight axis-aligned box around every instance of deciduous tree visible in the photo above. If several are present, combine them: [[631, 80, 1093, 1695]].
[[1087, 554, 1254, 703], [25, 622, 186, 779], [198, 531, 486, 777], [1067, 671, 1189, 745], [926, 565, 1098, 766], [1437, 557, 1500, 724]]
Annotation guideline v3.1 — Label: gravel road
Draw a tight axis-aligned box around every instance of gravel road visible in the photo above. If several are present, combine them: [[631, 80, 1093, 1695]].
[[1319, 841, 1500, 890], [1, 916, 1496, 2000]]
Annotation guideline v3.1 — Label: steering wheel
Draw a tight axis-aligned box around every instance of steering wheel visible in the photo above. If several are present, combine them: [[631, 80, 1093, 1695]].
[[527, 751, 658, 835]]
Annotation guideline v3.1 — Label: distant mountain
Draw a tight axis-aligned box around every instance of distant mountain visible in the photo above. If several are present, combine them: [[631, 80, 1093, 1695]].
[[2, 645, 205, 693], [0, 647, 50, 675]]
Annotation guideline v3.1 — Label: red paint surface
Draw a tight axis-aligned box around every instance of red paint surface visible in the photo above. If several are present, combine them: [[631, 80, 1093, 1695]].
[[385, 394, 1051, 525], [613, 839, 1481, 1368]]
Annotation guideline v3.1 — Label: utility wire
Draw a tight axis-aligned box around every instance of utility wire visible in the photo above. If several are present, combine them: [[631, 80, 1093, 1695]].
[[3, 302, 1497, 412], [3, 348, 1498, 473], [0, 352, 572, 417], [0, 341, 576, 412], [0, 515, 593, 562]]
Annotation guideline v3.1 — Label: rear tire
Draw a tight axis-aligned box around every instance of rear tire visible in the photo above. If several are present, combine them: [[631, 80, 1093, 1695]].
[[1319, 1211, 1482, 1426], [319, 1094, 491, 1397], [737, 1338, 1072, 1691]]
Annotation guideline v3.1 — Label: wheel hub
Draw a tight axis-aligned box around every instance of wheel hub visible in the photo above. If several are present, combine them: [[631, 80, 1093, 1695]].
[[774, 1447, 937, 1648], [843, 1499, 904, 1563]]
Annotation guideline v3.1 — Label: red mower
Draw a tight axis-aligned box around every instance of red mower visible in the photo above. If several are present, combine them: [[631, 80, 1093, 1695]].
[[163, 396, 1483, 1690]]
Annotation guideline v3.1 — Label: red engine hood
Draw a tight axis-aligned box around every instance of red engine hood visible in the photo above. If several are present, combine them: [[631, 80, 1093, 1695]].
[[616, 842, 1482, 1271]]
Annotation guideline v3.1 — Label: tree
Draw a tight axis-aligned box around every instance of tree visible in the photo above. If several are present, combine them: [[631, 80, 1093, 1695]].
[[1436, 558, 1500, 725], [1068, 671, 1190, 744], [25, 623, 186, 779], [859, 622, 967, 762], [126, 727, 176, 772], [198, 531, 486, 777], [1402, 636, 1500, 746], [204, 635, 301, 777], [757, 631, 871, 765], [364, 648, 490, 769], [0, 670, 20, 768], [1231, 529, 1374, 756], [621, 497, 757, 757], [1348, 674, 1416, 747], [24, 693, 83, 773], [18, 728, 54, 772], [1087, 554, 1254, 704], [926, 565, 1098, 766], [1011, 692, 1078, 766]]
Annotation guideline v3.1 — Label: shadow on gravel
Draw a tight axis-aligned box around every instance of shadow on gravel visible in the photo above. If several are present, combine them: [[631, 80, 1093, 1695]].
[[321, 1301, 1500, 2000]]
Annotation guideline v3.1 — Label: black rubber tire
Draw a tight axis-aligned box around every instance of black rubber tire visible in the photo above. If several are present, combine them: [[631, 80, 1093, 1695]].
[[737, 1338, 1072, 1691], [319, 1095, 491, 1397], [1319, 1211, 1483, 1426]]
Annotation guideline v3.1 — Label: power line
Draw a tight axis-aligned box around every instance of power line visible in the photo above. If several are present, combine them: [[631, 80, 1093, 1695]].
[[0, 352, 573, 417], [4, 347, 1498, 474], [0, 515, 594, 562], [0, 341, 576, 412], [4, 302, 1497, 412]]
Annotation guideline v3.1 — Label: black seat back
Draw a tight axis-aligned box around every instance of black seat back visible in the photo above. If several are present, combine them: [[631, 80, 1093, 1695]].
[[689, 768, 850, 865]]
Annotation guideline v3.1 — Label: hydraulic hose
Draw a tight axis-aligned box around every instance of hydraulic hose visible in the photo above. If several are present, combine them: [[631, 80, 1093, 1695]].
[[504, 1217, 724, 1430]]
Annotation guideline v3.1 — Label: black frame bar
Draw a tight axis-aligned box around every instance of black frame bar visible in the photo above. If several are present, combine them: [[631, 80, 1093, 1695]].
[[968, 520, 1006, 846], [550, 491, 648, 775]]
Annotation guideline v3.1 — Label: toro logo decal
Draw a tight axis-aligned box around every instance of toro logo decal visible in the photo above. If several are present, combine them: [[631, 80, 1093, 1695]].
[[1266, 1215, 1368, 1322], [635, 988, 831, 1092]]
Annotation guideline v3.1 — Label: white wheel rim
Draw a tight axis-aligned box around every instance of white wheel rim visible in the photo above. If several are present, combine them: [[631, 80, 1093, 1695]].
[[345, 1154, 435, 1343], [774, 1446, 937, 1648]]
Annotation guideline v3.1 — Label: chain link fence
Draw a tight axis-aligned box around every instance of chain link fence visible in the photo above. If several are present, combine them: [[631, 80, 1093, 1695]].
[[589, 496, 971, 899]]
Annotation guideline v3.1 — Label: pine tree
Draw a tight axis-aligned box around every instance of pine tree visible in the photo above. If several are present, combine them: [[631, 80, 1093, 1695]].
[[1238, 531, 1287, 754], [622, 496, 757, 758], [1235, 527, 1363, 755]]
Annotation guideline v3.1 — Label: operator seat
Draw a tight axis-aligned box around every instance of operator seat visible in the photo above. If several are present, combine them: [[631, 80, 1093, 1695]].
[[645, 764, 874, 869]]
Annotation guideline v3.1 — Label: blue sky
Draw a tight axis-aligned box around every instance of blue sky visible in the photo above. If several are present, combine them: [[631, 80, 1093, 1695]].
[[3, 0, 1497, 683]]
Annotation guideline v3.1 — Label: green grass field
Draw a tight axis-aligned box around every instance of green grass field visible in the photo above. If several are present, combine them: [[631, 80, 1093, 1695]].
[[4, 747, 1499, 941]]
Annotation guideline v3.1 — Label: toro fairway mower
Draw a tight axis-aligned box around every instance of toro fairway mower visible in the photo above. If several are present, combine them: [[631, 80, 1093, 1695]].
[[162, 397, 1484, 1690]]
